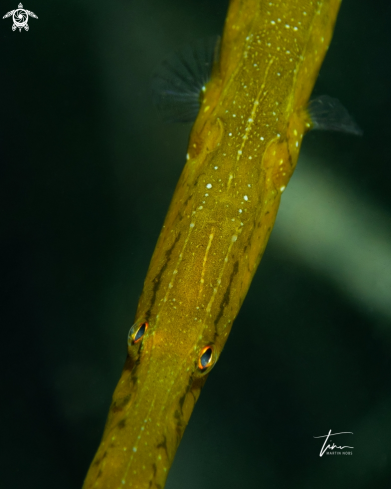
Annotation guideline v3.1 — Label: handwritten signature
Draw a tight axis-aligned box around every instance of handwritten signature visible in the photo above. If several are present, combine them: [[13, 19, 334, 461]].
[[314, 429, 354, 457]]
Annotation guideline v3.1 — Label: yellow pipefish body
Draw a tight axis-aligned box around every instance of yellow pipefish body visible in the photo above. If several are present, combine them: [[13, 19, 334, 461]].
[[83, 0, 342, 487]]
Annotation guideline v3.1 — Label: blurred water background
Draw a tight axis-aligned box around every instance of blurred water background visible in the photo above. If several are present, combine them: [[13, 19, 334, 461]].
[[1, 0, 390, 487]]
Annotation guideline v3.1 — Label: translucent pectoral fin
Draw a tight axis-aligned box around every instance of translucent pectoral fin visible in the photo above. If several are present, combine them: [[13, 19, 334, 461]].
[[307, 95, 362, 136], [152, 36, 220, 123]]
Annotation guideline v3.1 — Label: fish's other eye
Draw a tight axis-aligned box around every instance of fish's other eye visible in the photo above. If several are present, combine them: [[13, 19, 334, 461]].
[[128, 321, 148, 346], [198, 346, 214, 371]]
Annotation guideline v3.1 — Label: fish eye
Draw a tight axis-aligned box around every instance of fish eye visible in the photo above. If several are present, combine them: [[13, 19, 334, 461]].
[[128, 321, 148, 346], [198, 346, 214, 370]]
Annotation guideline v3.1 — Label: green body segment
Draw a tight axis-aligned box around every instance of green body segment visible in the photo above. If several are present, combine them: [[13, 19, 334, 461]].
[[83, 0, 342, 488]]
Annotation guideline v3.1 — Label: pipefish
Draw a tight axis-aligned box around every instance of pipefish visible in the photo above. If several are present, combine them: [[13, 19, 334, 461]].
[[82, 0, 360, 488]]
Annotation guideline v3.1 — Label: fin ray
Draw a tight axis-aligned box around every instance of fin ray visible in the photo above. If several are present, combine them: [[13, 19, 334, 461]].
[[152, 37, 220, 123], [307, 95, 362, 136]]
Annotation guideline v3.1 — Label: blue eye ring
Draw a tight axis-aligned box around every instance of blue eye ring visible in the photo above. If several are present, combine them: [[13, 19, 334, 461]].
[[198, 345, 214, 370], [128, 321, 148, 346]]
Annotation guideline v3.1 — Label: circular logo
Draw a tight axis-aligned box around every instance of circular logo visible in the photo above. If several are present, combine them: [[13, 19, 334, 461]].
[[12, 8, 28, 29]]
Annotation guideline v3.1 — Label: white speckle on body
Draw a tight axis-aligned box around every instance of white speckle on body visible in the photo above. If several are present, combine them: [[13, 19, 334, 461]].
[[206, 183, 212, 189]]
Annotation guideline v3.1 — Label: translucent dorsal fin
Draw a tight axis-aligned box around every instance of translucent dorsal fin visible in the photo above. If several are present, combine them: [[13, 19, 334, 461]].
[[307, 95, 362, 136], [152, 36, 220, 123]]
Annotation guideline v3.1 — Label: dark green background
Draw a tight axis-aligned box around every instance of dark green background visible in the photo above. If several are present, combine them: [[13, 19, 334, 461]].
[[1, 0, 390, 488]]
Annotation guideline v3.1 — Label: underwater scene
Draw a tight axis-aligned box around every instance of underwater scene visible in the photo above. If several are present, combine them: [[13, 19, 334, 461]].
[[1, 0, 390, 488]]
